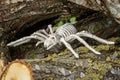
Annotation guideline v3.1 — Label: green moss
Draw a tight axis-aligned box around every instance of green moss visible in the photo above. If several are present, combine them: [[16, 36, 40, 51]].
[[106, 56, 111, 61], [51, 58, 58, 61], [112, 59, 120, 64], [96, 45, 110, 51], [59, 49, 69, 55], [87, 58, 93, 63], [83, 72, 103, 80], [76, 46, 89, 53], [45, 77, 54, 80], [83, 58, 113, 80], [76, 78, 81, 80], [105, 51, 120, 64]]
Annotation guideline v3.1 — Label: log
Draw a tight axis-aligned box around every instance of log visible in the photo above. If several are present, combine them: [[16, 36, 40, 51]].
[[24, 44, 120, 80], [0, 60, 33, 80], [0, 0, 119, 80], [0, 58, 4, 77]]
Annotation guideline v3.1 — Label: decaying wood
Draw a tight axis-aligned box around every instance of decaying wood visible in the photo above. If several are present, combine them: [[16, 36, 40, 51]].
[[0, 0, 69, 64], [0, 0, 66, 40], [68, 0, 120, 24], [0, 0, 120, 80], [0, 59, 4, 77], [0, 0, 66, 22], [0, 60, 33, 80], [23, 44, 120, 80], [0, 0, 98, 61]]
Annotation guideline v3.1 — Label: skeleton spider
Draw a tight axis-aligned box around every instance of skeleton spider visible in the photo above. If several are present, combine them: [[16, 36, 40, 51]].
[[7, 23, 115, 58]]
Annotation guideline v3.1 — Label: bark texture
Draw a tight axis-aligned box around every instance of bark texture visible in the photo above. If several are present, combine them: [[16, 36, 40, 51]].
[[0, 0, 120, 80]]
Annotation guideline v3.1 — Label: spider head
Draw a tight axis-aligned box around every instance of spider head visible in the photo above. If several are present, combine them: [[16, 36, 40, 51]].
[[44, 34, 57, 50]]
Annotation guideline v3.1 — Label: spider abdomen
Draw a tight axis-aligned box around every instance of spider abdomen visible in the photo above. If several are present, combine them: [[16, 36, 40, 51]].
[[56, 23, 77, 38]]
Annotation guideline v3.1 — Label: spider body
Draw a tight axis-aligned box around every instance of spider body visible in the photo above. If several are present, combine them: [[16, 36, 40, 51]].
[[44, 33, 60, 50], [44, 23, 77, 50], [7, 23, 114, 58]]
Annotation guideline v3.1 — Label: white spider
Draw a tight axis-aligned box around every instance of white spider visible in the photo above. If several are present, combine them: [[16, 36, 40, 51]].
[[7, 23, 115, 58]]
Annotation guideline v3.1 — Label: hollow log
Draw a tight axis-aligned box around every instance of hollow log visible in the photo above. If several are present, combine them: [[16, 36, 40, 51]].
[[0, 0, 120, 80]]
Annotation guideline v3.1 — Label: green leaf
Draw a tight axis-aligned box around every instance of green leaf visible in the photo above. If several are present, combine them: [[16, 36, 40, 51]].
[[56, 21, 64, 27], [69, 17, 76, 23]]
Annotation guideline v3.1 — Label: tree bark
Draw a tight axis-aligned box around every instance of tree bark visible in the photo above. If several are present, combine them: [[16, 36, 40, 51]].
[[24, 44, 120, 80]]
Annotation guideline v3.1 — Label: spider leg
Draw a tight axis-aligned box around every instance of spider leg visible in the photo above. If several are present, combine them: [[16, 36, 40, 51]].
[[32, 29, 49, 46], [48, 24, 53, 34], [31, 31, 48, 46], [7, 35, 45, 47], [60, 38, 79, 58], [30, 35, 45, 46], [77, 31, 115, 44], [36, 29, 49, 36], [7, 29, 48, 47], [35, 41, 44, 46], [7, 37, 31, 47], [70, 35, 101, 55], [32, 31, 48, 39]]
